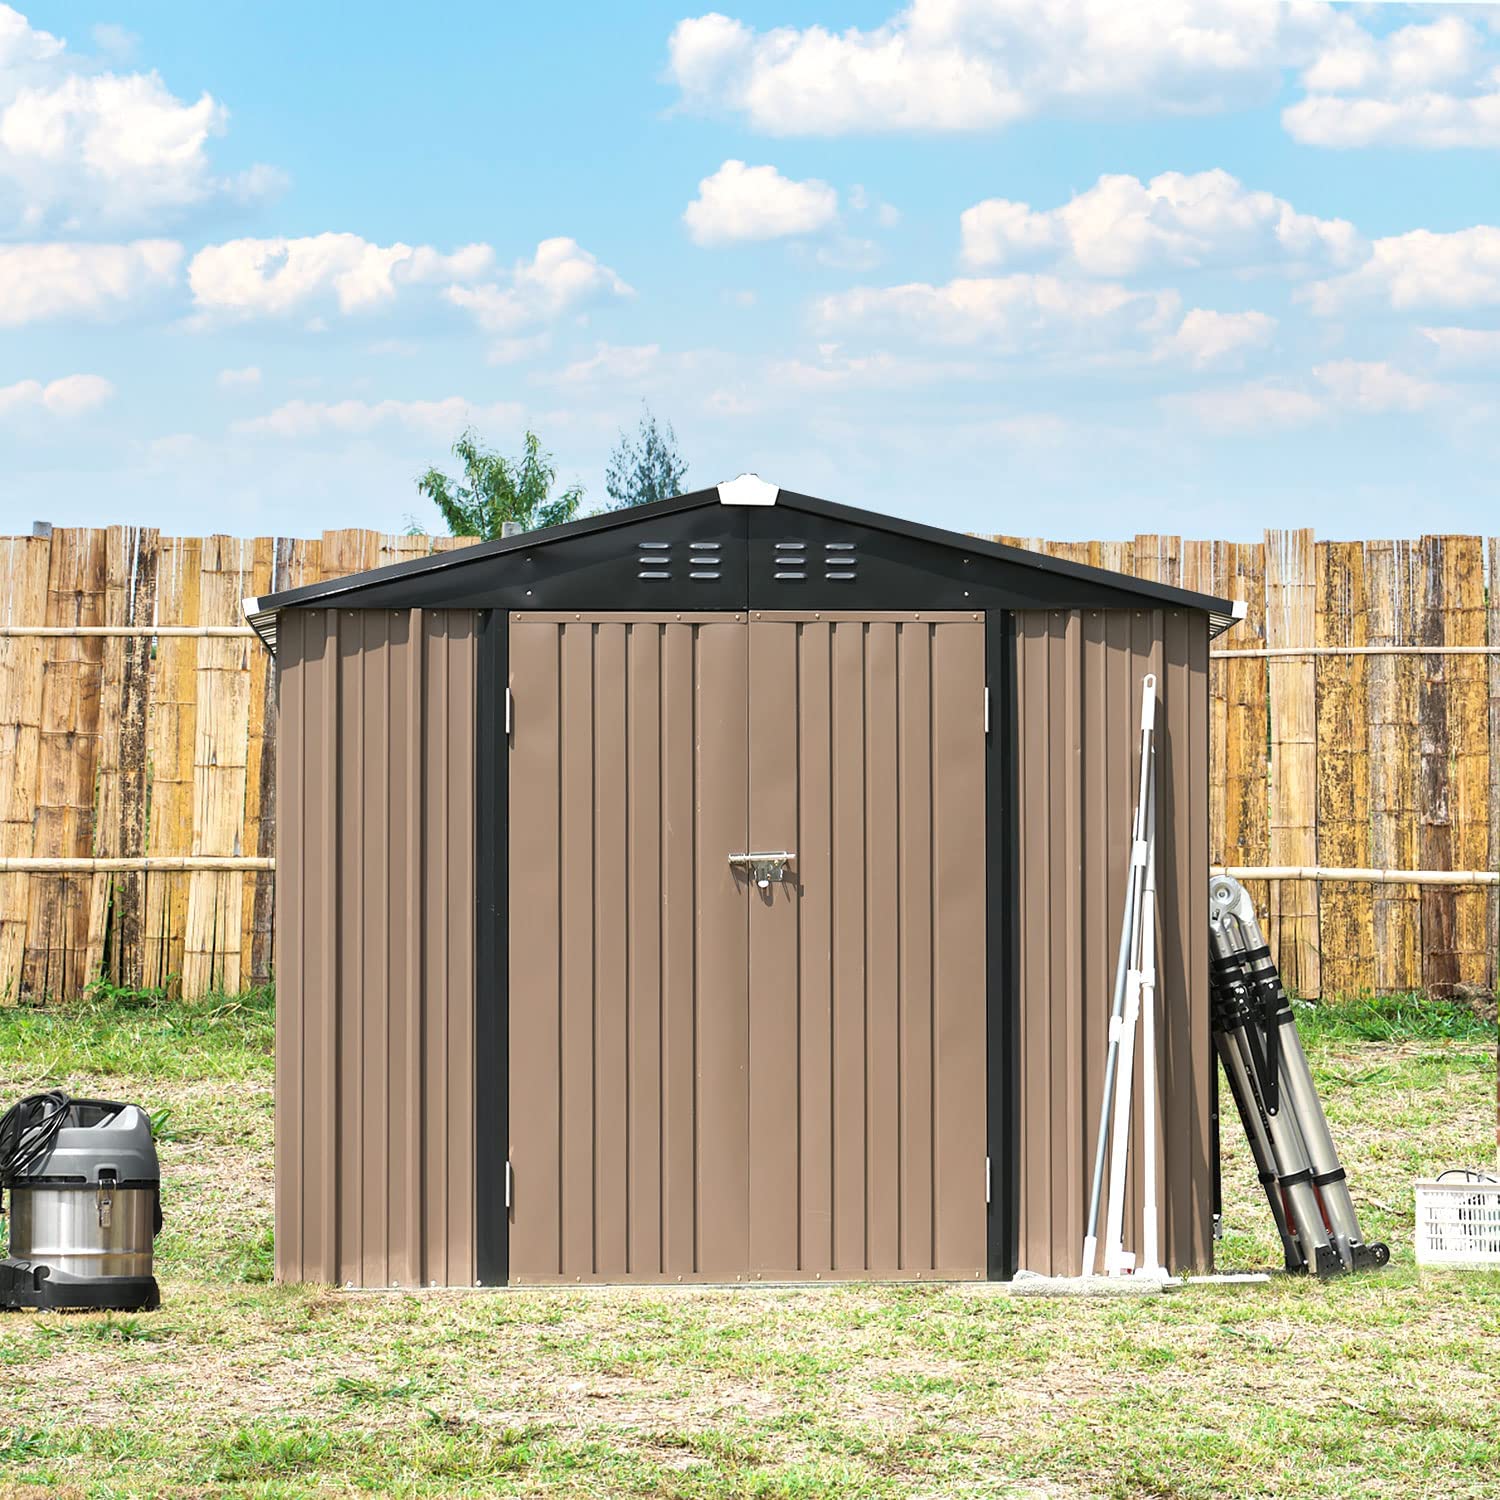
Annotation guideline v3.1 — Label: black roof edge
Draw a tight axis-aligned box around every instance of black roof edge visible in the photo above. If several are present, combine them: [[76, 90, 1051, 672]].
[[773, 490, 1237, 625], [243, 484, 1240, 644], [250, 486, 720, 614]]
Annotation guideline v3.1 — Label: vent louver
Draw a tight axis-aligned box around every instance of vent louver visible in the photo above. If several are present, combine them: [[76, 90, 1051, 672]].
[[773, 540, 807, 581], [637, 540, 670, 580], [688, 540, 722, 580], [824, 541, 857, 581]]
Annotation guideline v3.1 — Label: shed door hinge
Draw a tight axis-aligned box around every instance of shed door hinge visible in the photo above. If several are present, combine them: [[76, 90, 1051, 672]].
[[505, 687, 513, 737], [984, 686, 991, 735], [986, 1156, 991, 1205], [505, 1159, 514, 1209]]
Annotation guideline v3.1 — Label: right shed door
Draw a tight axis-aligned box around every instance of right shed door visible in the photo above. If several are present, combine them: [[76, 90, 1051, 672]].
[[507, 610, 987, 1284], [745, 613, 988, 1281]]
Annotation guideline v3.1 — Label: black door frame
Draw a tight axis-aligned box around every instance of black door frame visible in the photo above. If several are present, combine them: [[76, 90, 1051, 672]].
[[474, 605, 1021, 1286]]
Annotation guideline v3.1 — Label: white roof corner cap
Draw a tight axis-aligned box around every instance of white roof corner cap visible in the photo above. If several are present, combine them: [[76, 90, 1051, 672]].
[[242, 595, 264, 619], [1231, 598, 1248, 621], [717, 473, 778, 507]]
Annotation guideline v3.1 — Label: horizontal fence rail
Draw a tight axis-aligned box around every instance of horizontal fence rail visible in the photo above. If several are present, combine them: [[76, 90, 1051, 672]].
[[1, 524, 1498, 1003]]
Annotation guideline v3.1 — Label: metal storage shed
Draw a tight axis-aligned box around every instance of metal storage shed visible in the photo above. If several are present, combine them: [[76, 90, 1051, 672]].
[[247, 477, 1238, 1289]]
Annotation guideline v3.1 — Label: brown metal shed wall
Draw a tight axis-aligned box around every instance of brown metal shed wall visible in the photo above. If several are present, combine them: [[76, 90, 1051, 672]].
[[1014, 607, 1212, 1277], [275, 607, 477, 1288]]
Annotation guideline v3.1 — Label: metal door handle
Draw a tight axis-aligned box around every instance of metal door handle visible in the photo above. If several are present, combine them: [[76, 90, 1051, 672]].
[[728, 851, 794, 888]]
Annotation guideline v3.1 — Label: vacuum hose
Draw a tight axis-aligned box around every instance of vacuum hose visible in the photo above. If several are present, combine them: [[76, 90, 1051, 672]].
[[0, 1090, 72, 1208]]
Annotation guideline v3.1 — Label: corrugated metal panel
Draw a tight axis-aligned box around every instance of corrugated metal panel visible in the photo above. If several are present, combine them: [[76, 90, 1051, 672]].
[[507, 612, 747, 1283], [750, 613, 987, 1279], [507, 611, 987, 1283], [1015, 607, 1212, 1277], [275, 607, 476, 1288]]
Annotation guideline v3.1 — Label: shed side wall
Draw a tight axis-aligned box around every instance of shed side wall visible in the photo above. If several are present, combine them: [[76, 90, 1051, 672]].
[[275, 607, 477, 1288], [1015, 607, 1212, 1277]]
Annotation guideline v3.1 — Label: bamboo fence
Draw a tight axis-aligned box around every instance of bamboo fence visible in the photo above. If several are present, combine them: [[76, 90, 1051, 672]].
[[0, 524, 1497, 1003]]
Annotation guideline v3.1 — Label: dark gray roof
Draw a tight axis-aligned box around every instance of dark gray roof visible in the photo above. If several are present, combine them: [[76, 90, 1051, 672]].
[[245, 481, 1240, 654]]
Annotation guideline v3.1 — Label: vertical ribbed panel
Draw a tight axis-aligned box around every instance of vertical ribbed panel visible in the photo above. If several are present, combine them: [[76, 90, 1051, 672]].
[[274, 608, 476, 1288], [508, 610, 985, 1284], [507, 614, 749, 1283], [1015, 607, 1211, 1277], [753, 614, 986, 1279]]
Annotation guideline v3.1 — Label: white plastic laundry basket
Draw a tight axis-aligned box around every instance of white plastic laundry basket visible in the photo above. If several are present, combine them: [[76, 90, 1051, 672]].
[[1414, 1177, 1500, 1267]]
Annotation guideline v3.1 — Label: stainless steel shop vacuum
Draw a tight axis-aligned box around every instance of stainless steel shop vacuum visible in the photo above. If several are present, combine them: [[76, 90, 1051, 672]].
[[0, 1091, 162, 1311]]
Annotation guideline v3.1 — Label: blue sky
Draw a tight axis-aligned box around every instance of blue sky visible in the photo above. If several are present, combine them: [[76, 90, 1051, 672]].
[[4, 1, 1500, 540]]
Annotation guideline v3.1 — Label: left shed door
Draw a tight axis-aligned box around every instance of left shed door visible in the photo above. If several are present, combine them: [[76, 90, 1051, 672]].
[[507, 612, 750, 1282]]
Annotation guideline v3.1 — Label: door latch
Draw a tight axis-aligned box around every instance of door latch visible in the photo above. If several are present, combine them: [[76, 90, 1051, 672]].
[[728, 851, 794, 889]]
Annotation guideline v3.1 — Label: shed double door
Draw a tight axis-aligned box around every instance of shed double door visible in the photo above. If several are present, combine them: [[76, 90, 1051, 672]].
[[507, 611, 987, 1283]]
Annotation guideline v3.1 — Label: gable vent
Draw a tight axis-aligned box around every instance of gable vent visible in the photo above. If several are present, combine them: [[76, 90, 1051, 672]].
[[824, 541, 858, 581], [637, 540, 671, 580], [688, 540, 722, 580], [773, 540, 807, 581]]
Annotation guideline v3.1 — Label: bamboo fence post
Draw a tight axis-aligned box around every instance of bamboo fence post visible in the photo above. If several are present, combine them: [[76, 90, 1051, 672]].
[[1417, 537, 1460, 997], [1315, 541, 1373, 996], [90, 528, 159, 989], [183, 536, 255, 996], [23, 530, 107, 1001], [1265, 530, 1319, 995], [1488, 538, 1500, 1000], [1181, 541, 1223, 871], [1366, 539, 1423, 991], [145, 537, 202, 993], [1440, 538, 1489, 990], [1217, 542, 1269, 926], [241, 536, 277, 989], [0, 535, 51, 999]]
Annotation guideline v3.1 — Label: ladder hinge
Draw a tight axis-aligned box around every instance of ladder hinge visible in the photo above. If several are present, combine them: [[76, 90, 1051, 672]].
[[505, 1159, 513, 1209], [984, 686, 991, 735], [986, 1156, 991, 1205], [505, 688, 513, 737]]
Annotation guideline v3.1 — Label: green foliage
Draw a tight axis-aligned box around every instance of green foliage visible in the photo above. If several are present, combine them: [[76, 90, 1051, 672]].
[[1293, 991, 1497, 1045], [83, 973, 176, 1008], [0, 984, 274, 1082], [80, 1315, 159, 1343], [417, 428, 582, 538], [604, 403, 688, 509], [226, 1226, 276, 1284]]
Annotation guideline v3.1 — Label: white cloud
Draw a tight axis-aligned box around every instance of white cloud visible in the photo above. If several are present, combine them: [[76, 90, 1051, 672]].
[[445, 237, 632, 334], [959, 170, 1363, 277], [1313, 359, 1442, 413], [813, 273, 1182, 353], [768, 346, 979, 389], [1167, 380, 1327, 433], [0, 239, 181, 324], [0, 372, 114, 416], [1307, 227, 1500, 314], [1420, 326, 1500, 365], [667, 1, 1338, 136], [0, 4, 280, 232], [1157, 307, 1276, 368], [683, 159, 838, 245], [1167, 359, 1446, 433], [187, 234, 494, 320], [217, 365, 261, 388], [233, 395, 524, 441], [1286, 16, 1500, 149], [546, 343, 661, 385]]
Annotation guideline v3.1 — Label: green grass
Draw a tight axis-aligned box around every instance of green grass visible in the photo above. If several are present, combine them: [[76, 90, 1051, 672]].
[[0, 985, 1495, 1499]]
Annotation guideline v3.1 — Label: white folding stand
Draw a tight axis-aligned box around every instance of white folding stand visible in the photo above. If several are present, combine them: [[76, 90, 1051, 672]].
[[1083, 673, 1163, 1279]]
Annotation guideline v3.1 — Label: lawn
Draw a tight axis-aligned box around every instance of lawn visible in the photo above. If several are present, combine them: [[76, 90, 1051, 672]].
[[0, 987, 1496, 1499]]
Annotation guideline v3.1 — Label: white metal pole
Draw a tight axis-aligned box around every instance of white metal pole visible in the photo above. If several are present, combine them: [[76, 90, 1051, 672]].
[[1139, 775, 1164, 1278], [1082, 673, 1157, 1276], [1101, 677, 1157, 1277]]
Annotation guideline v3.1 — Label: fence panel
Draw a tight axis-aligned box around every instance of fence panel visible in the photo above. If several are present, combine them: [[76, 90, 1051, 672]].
[[0, 526, 1494, 1002]]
